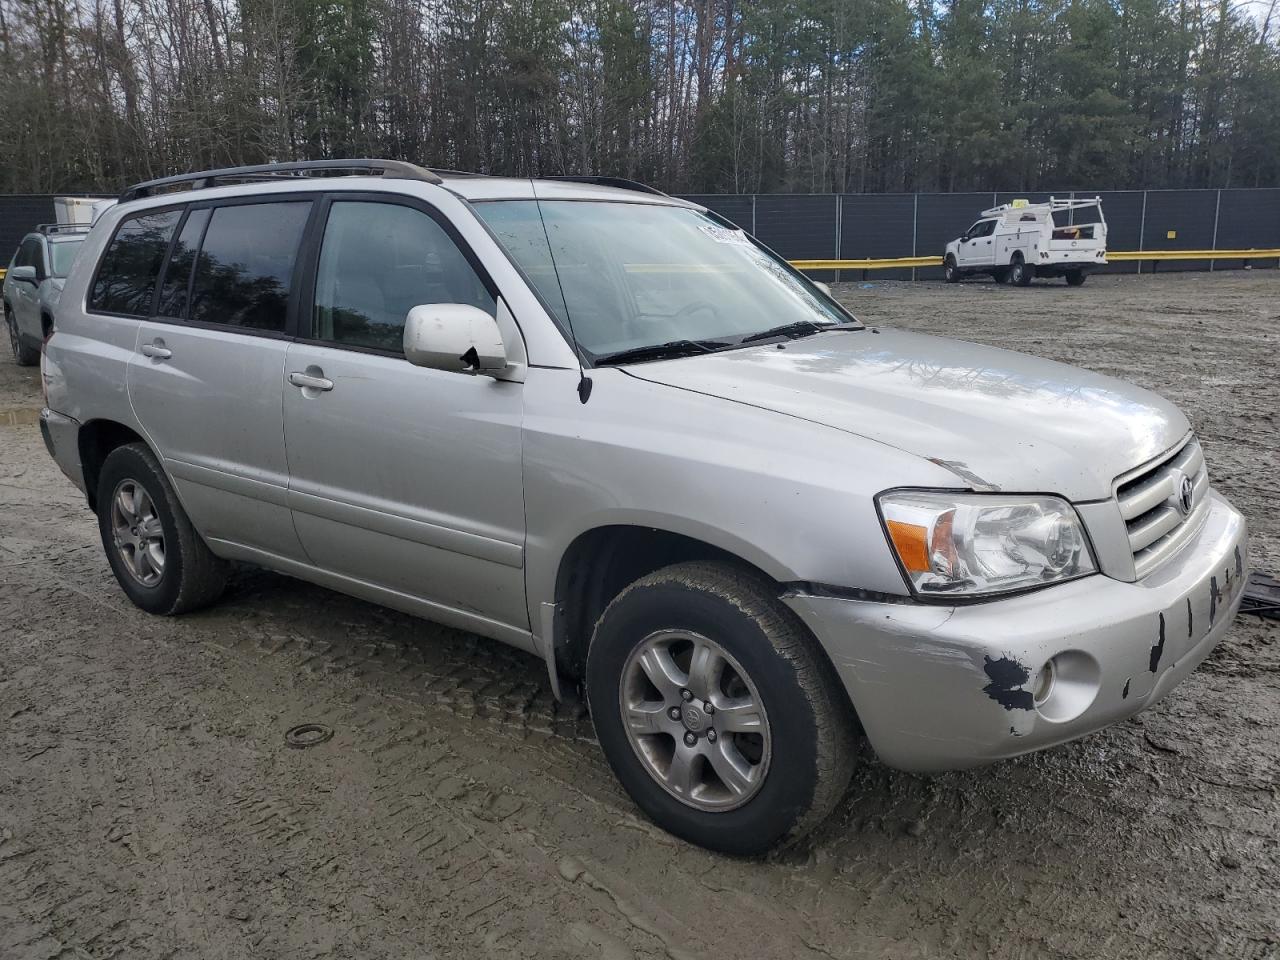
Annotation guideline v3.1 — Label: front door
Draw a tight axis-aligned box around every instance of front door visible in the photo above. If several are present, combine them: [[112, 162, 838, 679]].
[[128, 198, 314, 560], [281, 196, 528, 636]]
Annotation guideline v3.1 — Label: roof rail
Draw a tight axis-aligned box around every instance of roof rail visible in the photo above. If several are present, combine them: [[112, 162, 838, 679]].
[[119, 159, 444, 203], [543, 176, 668, 197], [36, 222, 92, 235]]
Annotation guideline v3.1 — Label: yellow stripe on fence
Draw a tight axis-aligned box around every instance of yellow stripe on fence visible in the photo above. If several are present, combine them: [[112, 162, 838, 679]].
[[790, 249, 1280, 270]]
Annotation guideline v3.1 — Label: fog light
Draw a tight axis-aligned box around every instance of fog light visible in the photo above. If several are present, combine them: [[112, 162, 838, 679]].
[[1033, 650, 1101, 723], [1033, 658, 1056, 707]]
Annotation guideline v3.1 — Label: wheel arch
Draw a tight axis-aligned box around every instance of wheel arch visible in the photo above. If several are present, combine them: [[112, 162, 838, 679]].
[[549, 524, 786, 687], [78, 419, 152, 512]]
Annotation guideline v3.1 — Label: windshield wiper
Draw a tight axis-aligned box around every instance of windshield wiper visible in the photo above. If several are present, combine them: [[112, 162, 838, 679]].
[[737, 320, 860, 345], [594, 339, 731, 366]]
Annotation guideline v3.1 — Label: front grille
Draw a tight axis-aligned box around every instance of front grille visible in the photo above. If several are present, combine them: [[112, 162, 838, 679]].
[[1116, 437, 1209, 578]]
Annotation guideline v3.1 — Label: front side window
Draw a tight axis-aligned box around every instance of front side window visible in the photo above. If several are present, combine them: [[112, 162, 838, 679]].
[[49, 238, 84, 278], [190, 201, 311, 332], [312, 200, 494, 351], [89, 209, 181, 316], [474, 200, 851, 359]]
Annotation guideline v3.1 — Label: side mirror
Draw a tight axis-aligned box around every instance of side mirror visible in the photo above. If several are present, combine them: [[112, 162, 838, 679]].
[[813, 281, 832, 296], [403, 303, 507, 374], [9, 265, 37, 284]]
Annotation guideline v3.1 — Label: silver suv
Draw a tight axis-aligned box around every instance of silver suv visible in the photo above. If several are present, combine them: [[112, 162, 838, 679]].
[[41, 160, 1249, 854], [4, 224, 88, 365]]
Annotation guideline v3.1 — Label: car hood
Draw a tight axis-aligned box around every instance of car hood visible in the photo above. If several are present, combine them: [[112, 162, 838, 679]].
[[625, 328, 1189, 501]]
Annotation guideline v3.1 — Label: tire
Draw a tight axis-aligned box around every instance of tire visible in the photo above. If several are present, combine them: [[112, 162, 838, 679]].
[[5, 305, 38, 366], [96, 442, 229, 615], [1009, 253, 1033, 287], [585, 561, 857, 856], [1065, 270, 1086, 286], [944, 256, 959, 283]]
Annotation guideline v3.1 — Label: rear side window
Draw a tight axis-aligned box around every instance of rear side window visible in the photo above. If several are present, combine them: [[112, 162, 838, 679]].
[[190, 202, 310, 332], [156, 208, 210, 319], [90, 209, 181, 316]]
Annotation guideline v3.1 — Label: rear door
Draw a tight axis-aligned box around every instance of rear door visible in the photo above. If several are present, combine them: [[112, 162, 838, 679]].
[[281, 194, 528, 636], [127, 197, 315, 561]]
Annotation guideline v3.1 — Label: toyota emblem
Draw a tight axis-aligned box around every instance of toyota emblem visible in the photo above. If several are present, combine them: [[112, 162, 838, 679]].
[[1177, 475, 1194, 515]]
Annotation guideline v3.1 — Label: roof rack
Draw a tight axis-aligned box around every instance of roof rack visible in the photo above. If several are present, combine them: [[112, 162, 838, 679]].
[[543, 176, 668, 197], [36, 222, 92, 236], [980, 196, 1103, 218], [119, 159, 444, 203]]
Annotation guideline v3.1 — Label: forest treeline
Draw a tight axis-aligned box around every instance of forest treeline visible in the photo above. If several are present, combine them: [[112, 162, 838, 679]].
[[1, 0, 1278, 195]]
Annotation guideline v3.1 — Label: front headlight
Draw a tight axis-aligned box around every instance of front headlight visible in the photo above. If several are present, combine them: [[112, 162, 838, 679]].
[[877, 491, 1096, 599]]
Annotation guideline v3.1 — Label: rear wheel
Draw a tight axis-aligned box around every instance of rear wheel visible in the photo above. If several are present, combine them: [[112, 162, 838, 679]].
[[96, 442, 229, 615], [944, 256, 959, 283], [1065, 270, 1087, 286], [586, 561, 857, 855], [5, 305, 38, 366], [1009, 253, 1033, 287]]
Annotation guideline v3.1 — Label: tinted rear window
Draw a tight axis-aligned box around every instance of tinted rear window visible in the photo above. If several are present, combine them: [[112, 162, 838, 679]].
[[90, 209, 181, 316], [190, 202, 310, 331]]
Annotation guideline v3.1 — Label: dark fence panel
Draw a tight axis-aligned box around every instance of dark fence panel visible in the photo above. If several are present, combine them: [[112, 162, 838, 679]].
[[1213, 188, 1280, 270], [753, 194, 838, 280], [1091, 191, 1145, 274], [839, 194, 915, 280], [680, 194, 754, 232], [7, 188, 1279, 283], [0, 196, 57, 261], [1138, 189, 1218, 272], [913, 192, 994, 279]]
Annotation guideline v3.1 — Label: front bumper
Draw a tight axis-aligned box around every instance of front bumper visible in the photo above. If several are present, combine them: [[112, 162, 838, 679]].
[[40, 407, 85, 494], [784, 490, 1248, 773]]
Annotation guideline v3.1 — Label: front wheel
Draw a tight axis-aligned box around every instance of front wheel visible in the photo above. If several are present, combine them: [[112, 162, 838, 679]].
[[96, 442, 229, 615], [5, 306, 38, 366], [1065, 270, 1087, 286], [944, 256, 959, 283], [586, 562, 857, 855]]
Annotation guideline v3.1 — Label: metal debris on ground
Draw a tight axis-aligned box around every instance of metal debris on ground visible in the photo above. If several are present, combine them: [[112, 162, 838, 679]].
[[285, 723, 335, 748], [1240, 571, 1280, 619]]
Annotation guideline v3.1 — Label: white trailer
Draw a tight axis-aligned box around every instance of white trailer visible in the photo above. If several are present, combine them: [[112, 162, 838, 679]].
[[943, 197, 1108, 287]]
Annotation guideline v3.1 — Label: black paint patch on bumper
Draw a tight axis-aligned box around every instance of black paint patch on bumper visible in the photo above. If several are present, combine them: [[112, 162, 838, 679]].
[[982, 656, 1034, 711]]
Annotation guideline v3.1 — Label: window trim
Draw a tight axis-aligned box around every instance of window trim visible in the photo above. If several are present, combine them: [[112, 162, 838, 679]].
[[144, 193, 322, 340], [290, 192, 501, 358], [86, 205, 186, 320], [151, 205, 207, 322]]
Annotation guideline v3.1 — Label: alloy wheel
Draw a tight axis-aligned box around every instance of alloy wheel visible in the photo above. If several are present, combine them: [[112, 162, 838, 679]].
[[109, 479, 166, 587], [618, 629, 771, 811]]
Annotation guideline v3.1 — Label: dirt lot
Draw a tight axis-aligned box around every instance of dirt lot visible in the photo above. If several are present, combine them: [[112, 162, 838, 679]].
[[1, 272, 1277, 959]]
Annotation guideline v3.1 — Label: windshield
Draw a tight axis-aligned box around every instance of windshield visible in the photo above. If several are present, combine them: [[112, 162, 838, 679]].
[[473, 200, 855, 360], [49, 238, 84, 277]]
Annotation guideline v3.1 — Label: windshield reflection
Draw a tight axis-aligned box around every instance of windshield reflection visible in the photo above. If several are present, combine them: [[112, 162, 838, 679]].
[[474, 199, 856, 360]]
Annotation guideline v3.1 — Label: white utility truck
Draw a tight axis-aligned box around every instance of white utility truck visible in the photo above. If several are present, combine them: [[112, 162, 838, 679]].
[[944, 197, 1107, 286]]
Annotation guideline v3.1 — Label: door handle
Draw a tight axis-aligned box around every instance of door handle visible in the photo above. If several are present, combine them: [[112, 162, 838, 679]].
[[140, 341, 172, 359], [288, 371, 334, 392]]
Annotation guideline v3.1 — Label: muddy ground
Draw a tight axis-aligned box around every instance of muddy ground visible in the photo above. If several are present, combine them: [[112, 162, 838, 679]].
[[1, 271, 1277, 959]]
